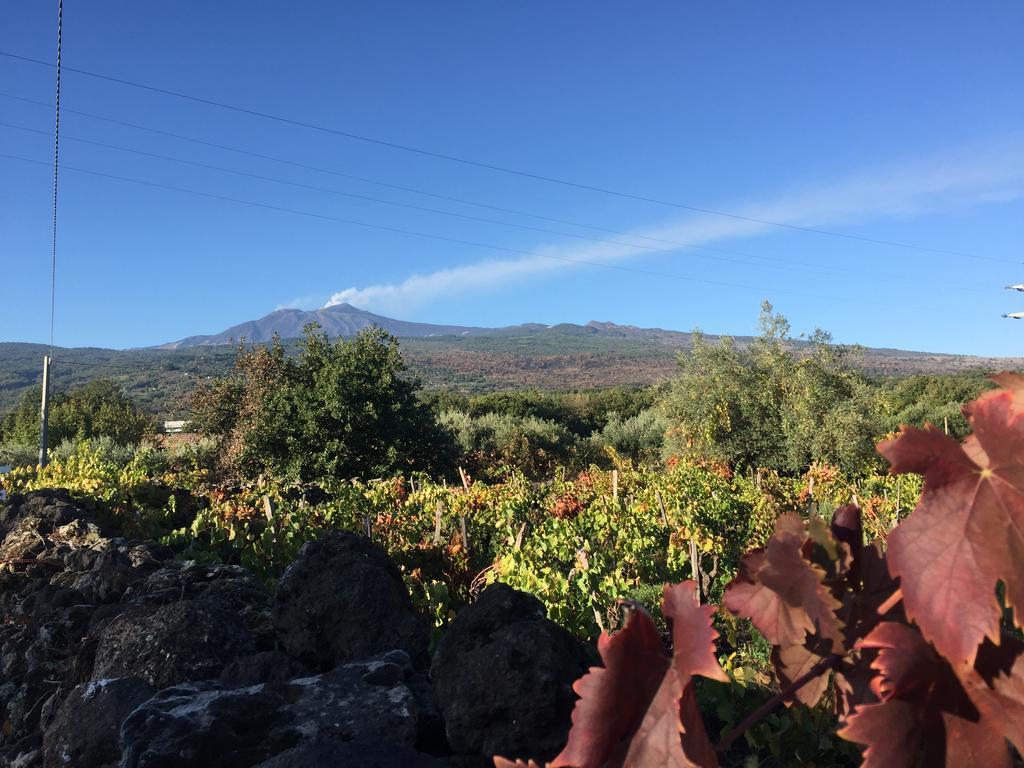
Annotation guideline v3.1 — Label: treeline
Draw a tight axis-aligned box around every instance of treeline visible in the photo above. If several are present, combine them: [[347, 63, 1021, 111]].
[[0, 380, 152, 466], [422, 303, 992, 479], [0, 303, 996, 483]]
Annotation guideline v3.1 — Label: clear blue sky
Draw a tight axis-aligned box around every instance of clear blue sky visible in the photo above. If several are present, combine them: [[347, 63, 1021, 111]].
[[2, 1, 1022, 354]]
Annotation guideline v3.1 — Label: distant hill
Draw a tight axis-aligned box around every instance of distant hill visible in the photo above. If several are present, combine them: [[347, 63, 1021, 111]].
[[156, 303, 688, 349], [157, 303, 484, 348], [2, 305, 1022, 418]]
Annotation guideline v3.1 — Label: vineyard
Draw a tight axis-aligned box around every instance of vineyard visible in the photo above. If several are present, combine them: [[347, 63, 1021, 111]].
[[0, 445, 915, 642], [1, 439, 929, 765], [1, 326, 1021, 766]]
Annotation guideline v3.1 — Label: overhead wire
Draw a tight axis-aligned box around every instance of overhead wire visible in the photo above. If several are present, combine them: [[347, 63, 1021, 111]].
[[0, 120, 865, 279], [0, 151, 898, 308], [0, 92, 871, 271], [0, 118, 1006, 296], [0, 49, 1014, 265]]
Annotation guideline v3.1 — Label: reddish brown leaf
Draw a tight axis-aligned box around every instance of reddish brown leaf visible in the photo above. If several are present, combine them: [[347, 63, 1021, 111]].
[[859, 622, 934, 700], [839, 621, 1012, 768], [838, 699, 924, 768], [549, 584, 721, 768], [551, 606, 670, 768], [493, 760, 544, 768], [661, 582, 724, 767], [723, 514, 844, 652], [830, 504, 862, 583], [662, 582, 727, 684], [839, 700, 1010, 768], [772, 643, 829, 707], [878, 378, 1024, 666], [958, 633, 1024, 753], [621, 672, 690, 768], [941, 714, 1012, 768]]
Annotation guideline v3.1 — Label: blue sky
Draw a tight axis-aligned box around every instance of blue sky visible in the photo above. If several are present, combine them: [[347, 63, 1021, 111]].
[[1, 1, 1022, 354]]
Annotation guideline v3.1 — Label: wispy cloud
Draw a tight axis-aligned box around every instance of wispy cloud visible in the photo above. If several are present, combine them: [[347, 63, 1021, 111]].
[[324, 140, 1024, 313]]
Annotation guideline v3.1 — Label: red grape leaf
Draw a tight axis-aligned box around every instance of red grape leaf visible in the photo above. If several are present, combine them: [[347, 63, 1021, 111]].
[[957, 633, 1024, 753], [545, 583, 721, 768], [837, 699, 925, 768], [829, 504, 862, 583], [839, 621, 1012, 768], [550, 605, 670, 768], [877, 378, 1024, 666], [662, 582, 727, 684], [723, 514, 844, 653], [857, 622, 938, 701], [839, 701, 1009, 768], [661, 582, 724, 766], [621, 672, 690, 768], [772, 643, 829, 707], [940, 714, 1012, 768]]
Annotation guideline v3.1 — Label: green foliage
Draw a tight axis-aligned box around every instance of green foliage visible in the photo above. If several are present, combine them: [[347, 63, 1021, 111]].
[[698, 677, 860, 767], [662, 302, 883, 473], [877, 371, 992, 438], [438, 409, 576, 479], [0, 441, 37, 468], [588, 408, 667, 466], [0, 379, 151, 448], [190, 325, 457, 484]]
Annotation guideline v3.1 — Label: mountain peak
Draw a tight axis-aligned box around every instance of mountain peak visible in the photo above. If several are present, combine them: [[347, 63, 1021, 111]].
[[156, 305, 696, 350]]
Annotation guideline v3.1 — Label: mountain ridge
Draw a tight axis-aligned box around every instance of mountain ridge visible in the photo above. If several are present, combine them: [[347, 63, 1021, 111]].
[[155, 303, 688, 349]]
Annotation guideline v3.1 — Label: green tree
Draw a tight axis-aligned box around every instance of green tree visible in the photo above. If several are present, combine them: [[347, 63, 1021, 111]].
[[661, 302, 882, 473], [877, 372, 992, 439], [0, 379, 150, 447], [191, 325, 456, 483]]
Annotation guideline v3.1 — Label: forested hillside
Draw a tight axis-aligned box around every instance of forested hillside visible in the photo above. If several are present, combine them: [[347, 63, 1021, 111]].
[[2, 325, 1018, 417]]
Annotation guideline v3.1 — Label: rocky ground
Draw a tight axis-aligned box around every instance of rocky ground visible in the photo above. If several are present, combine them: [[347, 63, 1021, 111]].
[[0, 490, 593, 767]]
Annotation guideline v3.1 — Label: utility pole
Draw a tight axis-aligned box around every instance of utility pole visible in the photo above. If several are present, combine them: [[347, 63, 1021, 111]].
[[40, 0, 63, 468], [38, 356, 51, 467]]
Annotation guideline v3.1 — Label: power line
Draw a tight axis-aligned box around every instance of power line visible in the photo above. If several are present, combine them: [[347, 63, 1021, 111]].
[[0, 49, 1013, 265], [0, 151, 894, 308], [0, 91, 861, 271], [0, 121, 859, 280], [47, 11, 61, 353], [0, 119, 1006, 295]]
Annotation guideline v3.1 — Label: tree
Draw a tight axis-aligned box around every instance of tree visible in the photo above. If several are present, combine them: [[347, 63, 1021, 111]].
[[0, 379, 151, 447], [190, 325, 456, 483], [661, 302, 882, 473]]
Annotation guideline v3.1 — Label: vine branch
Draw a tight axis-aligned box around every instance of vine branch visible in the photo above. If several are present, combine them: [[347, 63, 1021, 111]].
[[715, 653, 842, 753]]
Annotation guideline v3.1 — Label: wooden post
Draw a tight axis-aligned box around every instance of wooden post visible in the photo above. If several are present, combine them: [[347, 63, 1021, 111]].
[[514, 522, 526, 550], [612, 469, 619, 503], [363, 515, 373, 540], [688, 537, 701, 602], [409, 475, 417, 494], [944, 416, 949, 436], [262, 495, 274, 520], [655, 489, 668, 528], [433, 500, 444, 544], [455, 470, 471, 552], [38, 355, 51, 468]]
